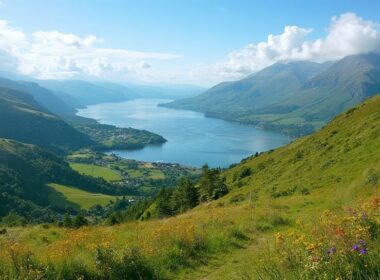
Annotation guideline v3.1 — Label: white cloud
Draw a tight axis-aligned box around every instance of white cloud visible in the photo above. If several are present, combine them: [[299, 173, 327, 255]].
[[193, 13, 380, 84], [0, 20, 180, 80], [0, 13, 379, 85]]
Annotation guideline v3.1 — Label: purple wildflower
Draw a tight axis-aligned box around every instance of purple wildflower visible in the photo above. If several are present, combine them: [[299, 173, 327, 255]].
[[359, 249, 367, 255], [359, 239, 366, 246], [352, 244, 360, 251], [326, 247, 337, 256]]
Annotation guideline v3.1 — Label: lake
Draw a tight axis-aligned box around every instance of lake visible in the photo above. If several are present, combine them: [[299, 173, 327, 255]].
[[77, 99, 291, 168]]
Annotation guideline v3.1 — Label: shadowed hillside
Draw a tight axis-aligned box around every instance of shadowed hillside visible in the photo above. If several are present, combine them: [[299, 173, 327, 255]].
[[0, 87, 91, 153]]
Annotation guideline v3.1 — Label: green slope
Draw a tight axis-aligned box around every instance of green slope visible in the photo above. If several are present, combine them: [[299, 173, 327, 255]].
[[0, 77, 76, 117], [69, 163, 123, 182], [0, 138, 124, 221], [48, 183, 120, 210], [0, 87, 92, 154], [162, 61, 330, 118], [242, 53, 380, 135], [222, 92, 380, 211]]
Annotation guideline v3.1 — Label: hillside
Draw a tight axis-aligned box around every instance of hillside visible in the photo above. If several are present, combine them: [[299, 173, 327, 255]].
[[0, 77, 76, 117], [241, 52, 380, 135], [162, 61, 331, 118], [0, 87, 92, 153], [1, 94, 378, 279], [0, 139, 122, 222], [163, 53, 380, 136]]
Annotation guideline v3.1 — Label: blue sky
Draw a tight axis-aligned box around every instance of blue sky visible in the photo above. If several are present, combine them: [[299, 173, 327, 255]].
[[0, 0, 379, 85]]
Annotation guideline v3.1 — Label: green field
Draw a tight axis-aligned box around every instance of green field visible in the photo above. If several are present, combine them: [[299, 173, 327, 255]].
[[70, 163, 123, 182], [126, 168, 165, 179], [147, 169, 165, 179], [48, 183, 119, 209]]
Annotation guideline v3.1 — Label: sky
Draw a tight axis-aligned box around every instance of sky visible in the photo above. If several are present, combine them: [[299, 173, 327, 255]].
[[0, 0, 380, 86]]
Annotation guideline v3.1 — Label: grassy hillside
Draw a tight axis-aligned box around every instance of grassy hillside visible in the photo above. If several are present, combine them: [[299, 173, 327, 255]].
[[241, 53, 380, 135], [162, 61, 329, 119], [0, 94, 378, 279], [0, 138, 130, 222], [0, 87, 92, 154], [48, 183, 120, 210]]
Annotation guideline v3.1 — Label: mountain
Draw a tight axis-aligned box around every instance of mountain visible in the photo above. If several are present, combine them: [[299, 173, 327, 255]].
[[162, 61, 331, 118], [0, 77, 76, 117], [38, 80, 139, 107], [244, 53, 380, 134], [0, 86, 92, 153], [163, 53, 380, 136]]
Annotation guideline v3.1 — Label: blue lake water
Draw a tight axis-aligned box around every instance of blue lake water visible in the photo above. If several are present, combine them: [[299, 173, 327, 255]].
[[77, 99, 291, 168]]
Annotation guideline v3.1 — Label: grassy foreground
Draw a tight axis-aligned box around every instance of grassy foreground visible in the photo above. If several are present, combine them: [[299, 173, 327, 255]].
[[0, 95, 379, 279]]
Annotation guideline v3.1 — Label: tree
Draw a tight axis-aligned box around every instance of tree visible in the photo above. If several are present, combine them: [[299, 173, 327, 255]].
[[198, 164, 228, 201], [1, 211, 26, 227], [63, 213, 73, 228], [73, 214, 88, 228], [156, 188, 173, 217], [170, 177, 199, 214]]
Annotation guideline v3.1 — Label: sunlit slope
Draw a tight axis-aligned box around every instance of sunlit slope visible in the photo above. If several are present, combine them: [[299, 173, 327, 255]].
[[221, 93, 380, 211], [0, 138, 120, 220]]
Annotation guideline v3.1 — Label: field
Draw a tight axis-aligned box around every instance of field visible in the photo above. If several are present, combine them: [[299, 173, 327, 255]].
[[70, 163, 123, 182], [48, 183, 119, 209], [126, 168, 165, 179]]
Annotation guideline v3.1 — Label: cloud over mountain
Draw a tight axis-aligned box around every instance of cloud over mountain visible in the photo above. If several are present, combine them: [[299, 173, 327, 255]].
[[0, 13, 379, 85], [193, 13, 380, 84]]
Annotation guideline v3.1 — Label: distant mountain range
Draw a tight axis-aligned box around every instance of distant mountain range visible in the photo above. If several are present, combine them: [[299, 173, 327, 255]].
[[162, 53, 380, 136]]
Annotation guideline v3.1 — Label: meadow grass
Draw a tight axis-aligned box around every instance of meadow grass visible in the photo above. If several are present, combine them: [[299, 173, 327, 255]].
[[48, 183, 119, 209], [70, 163, 123, 182]]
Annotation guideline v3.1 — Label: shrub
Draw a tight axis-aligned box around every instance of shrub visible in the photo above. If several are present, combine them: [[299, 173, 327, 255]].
[[95, 246, 157, 279]]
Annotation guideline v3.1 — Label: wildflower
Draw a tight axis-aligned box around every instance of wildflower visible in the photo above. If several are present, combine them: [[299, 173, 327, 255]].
[[327, 247, 336, 256], [275, 232, 284, 244], [359, 249, 367, 255], [359, 239, 366, 246], [306, 243, 317, 251], [352, 244, 360, 251]]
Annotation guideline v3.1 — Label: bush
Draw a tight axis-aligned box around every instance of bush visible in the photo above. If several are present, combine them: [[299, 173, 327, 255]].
[[95, 247, 157, 279]]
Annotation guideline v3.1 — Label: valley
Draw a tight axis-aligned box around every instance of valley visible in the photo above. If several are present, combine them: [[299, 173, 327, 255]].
[[0, 4, 379, 279], [0, 92, 379, 279]]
